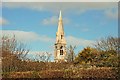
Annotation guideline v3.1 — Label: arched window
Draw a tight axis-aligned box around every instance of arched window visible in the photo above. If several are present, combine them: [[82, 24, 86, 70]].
[[60, 46, 63, 49], [60, 50, 63, 55]]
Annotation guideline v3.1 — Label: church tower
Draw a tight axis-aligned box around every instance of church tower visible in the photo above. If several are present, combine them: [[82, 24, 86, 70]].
[[54, 10, 67, 62]]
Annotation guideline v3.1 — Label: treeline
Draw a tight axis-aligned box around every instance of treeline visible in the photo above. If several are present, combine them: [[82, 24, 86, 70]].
[[68, 36, 119, 68], [1, 35, 120, 78]]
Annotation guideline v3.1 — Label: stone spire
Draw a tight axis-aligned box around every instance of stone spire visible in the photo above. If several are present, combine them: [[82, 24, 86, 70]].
[[54, 10, 67, 62], [59, 10, 62, 20], [57, 10, 64, 36], [56, 10, 66, 44]]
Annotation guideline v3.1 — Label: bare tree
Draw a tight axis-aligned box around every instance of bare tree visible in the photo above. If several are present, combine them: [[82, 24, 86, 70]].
[[94, 36, 119, 52], [2, 35, 29, 59], [35, 52, 51, 62], [1, 35, 29, 72], [66, 45, 76, 62]]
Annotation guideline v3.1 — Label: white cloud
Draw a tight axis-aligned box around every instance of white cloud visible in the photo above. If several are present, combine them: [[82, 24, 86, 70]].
[[0, 30, 94, 47], [2, 2, 118, 14], [42, 16, 70, 25], [66, 36, 94, 47], [42, 16, 58, 25], [0, 17, 9, 25], [2, 2, 118, 22], [105, 9, 118, 19], [0, 30, 55, 43]]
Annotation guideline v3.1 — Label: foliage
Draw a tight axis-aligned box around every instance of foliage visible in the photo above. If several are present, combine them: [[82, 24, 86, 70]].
[[94, 36, 119, 67], [74, 37, 119, 67], [74, 47, 98, 66], [96, 50, 119, 67], [74, 48, 119, 67]]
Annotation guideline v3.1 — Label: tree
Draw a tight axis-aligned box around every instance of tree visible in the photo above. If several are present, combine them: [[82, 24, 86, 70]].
[[35, 52, 52, 62], [74, 47, 99, 66], [66, 45, 76, 62], [1, 35, 29, 72], [94, 36, 119, 52], [94, 36, 119, 67]]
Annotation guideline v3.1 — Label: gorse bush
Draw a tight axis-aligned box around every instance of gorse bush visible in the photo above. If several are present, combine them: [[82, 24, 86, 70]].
[[74, 47, 119, 67]]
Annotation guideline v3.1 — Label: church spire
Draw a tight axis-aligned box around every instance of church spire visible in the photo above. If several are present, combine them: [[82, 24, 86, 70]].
[[54, 10, 67, 62], [57, 10, 64, 35], [59, 10, 62, 20]]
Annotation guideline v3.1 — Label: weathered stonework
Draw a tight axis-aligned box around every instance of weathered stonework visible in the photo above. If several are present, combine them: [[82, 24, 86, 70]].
[[54, 11, 67, 62]]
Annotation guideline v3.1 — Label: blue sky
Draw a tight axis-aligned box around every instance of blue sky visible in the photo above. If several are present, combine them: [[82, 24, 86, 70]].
[[0, 2, 118, 60]]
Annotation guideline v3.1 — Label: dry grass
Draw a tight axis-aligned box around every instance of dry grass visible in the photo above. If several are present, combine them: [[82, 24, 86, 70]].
[[2, 67, 119, 79]]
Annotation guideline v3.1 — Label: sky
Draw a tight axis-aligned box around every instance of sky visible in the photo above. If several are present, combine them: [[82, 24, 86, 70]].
[[0, 2, 118, 61]]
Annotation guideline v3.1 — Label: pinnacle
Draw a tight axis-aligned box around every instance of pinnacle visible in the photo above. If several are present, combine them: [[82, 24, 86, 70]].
[[59, 10, 62, 20]]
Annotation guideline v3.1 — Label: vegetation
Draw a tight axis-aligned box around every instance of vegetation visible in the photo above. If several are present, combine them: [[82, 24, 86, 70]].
[[74, 47, 119, 67], [66, 45, 76, 62], [1, 35, 29, 72], [1, 35, 119, 79]]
